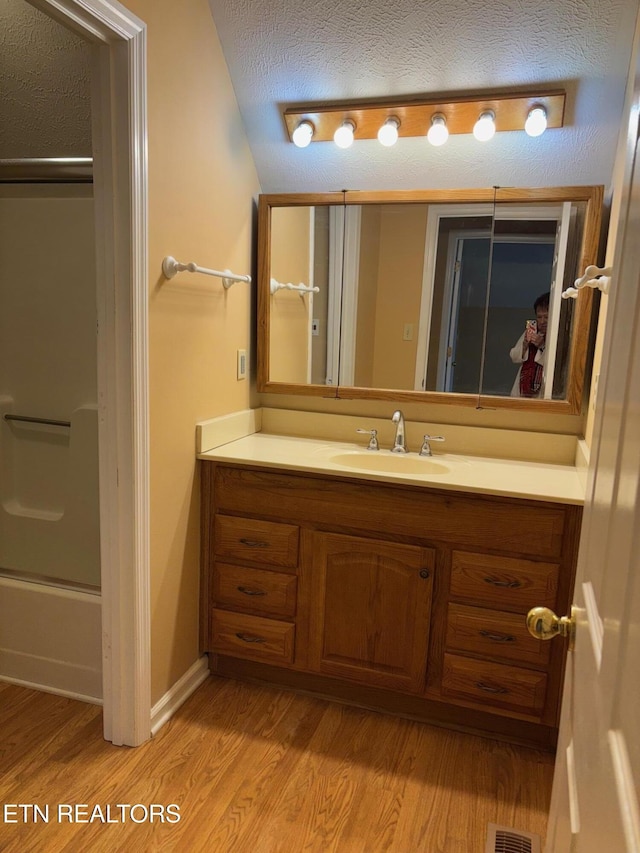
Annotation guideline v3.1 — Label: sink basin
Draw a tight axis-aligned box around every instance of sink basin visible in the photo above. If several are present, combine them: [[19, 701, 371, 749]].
[[329, 451, 450, 475]]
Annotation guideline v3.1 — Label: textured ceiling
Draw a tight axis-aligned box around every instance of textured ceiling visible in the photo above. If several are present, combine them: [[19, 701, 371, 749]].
[[2, 0, 638, 196], [208, 0, 640, 195], [0, 0, 91, 159]]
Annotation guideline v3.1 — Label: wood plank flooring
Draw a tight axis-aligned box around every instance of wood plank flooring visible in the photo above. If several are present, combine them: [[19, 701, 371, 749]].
[[0, 676, 554, 852]]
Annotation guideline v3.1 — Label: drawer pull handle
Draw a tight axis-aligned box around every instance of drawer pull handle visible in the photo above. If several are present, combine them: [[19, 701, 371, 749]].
[[479, 630, 516, 643], [239, 538, 269, 548], [237, 586, 267, 597], [475, 681, 509, 695], [484, 577, 522, 589], [419, 569, 430, 579], [235, 632, 266, 644]]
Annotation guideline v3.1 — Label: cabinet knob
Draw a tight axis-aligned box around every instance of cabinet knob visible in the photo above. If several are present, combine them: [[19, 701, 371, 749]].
[[419, 569, 430, 579]]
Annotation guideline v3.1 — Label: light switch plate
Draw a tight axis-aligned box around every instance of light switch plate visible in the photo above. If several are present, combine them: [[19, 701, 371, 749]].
[[237, 349, 247, 380]]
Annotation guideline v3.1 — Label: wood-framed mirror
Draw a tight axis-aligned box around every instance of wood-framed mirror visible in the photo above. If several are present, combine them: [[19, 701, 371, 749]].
[[257, 186, 603, 414]]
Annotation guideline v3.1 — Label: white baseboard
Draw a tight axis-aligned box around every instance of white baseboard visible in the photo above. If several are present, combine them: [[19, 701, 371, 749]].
[[151, 655, 210, 736]]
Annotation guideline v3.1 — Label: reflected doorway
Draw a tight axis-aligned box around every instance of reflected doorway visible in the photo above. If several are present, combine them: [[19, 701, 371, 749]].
[[421, 205, 575, 399]]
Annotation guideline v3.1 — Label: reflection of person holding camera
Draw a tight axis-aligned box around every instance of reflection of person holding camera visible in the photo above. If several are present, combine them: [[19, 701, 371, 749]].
[[510, 292, 549, 397]]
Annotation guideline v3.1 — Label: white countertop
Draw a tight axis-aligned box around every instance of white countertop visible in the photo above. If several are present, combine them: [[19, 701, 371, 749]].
[[198, 432, 585, 505]]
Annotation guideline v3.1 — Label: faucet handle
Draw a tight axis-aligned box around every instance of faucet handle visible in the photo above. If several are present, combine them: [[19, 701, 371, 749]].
[[419, 434, 445, 457], [356, 428, 379, 451]]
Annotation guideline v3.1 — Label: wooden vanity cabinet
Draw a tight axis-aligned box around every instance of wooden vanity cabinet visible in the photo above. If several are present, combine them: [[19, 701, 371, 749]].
[[309, 533, 435, 692], [201, 462, 581, 748]]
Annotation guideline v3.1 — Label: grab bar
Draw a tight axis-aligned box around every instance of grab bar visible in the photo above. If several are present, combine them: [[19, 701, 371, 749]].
[[3, 413, 71, 428]]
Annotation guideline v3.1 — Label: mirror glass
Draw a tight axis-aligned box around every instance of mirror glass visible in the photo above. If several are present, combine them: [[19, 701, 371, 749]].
[[259, 188, 602, 413]]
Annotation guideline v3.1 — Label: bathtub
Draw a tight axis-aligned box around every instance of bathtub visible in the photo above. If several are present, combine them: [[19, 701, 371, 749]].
[[0, 401, 102, 700]]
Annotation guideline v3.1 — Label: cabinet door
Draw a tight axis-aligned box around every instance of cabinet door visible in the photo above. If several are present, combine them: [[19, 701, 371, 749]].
[[310, 532, 435, 693]]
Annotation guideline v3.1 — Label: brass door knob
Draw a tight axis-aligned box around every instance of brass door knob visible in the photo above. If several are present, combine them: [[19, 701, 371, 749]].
[[526, 606, 576, 651]]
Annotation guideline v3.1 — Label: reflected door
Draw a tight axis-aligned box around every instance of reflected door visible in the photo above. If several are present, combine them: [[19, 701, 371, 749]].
[[442, 234, 491, 393]]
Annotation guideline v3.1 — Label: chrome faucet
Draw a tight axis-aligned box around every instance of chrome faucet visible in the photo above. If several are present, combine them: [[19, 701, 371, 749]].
[[391, 410, 408, 453]]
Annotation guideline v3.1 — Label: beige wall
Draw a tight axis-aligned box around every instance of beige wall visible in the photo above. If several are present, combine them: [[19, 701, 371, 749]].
[[371, 205, 427, 390], [125, 0, 260, 703], [269, 207, 312, 384]]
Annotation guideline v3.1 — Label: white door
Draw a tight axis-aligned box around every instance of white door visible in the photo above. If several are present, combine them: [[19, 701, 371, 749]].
[[542, 49, 640, 852]]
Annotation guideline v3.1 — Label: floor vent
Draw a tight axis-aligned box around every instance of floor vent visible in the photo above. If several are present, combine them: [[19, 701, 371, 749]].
[[485, 823, 542, 853]]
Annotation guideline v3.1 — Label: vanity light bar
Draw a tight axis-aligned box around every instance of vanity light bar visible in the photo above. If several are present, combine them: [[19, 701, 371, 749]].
[[284, 91, 565, 144]]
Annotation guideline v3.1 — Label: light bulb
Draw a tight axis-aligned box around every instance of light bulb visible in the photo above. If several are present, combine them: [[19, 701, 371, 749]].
[[377, 117, 399, 147], [427, 114, 449, 146], [292, 120, 314, 148], [473, 110, 496, 142], [334, 120, 355, 149], [525, 107, 547, 137]]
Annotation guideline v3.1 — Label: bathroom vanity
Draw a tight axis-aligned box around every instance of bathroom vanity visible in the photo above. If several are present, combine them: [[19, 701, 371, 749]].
[[198, 184, 600, 747], [199, 429, 583, 750]]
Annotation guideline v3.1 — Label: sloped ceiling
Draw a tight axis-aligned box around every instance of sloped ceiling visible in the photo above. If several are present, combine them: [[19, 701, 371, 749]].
[[208, 0, 639, 195], [2, 0, 638, 197], [0, 0, 91, 159]]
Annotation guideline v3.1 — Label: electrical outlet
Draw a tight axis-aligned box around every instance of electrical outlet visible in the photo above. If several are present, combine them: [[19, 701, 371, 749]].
[[403, 323, 414, 341], [237, 349, 247, 380]]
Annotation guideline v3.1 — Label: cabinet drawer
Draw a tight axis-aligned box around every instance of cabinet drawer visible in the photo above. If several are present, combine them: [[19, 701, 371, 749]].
[[210, 609, 295, 664], [213, 563, 297, 618], [212, 465, 571, 558], [446, 603, 551, 667], [450, 551, 559, 612], [441, 653, 547, 716], [214, 515, 299, 570]]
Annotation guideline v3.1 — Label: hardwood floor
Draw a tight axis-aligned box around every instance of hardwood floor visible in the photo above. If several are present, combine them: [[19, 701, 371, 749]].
[[0, 676, 553, 852]]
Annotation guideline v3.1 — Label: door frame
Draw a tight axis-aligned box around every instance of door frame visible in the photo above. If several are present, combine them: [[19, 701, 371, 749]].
[[327, 206, 361, 386], [28, 0, 150, 746]]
